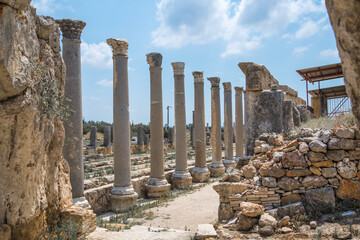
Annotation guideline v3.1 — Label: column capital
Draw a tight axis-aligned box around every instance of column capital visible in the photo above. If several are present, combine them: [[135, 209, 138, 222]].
[[146, 52, 162, 68], [234, 86, 244, 94], [107, 38, 128, 56], [208, 77, 220, 87], [171, 62, 185, 75], [192, 71, 204, 83], [223, 82, 232, 92], [56, 19, 86, 41]]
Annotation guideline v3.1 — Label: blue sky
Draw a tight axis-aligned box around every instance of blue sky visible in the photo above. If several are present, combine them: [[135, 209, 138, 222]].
[[32, 0, 342, 126]]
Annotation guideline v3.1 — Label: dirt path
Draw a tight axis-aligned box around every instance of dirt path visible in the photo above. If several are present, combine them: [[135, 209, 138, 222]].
[[88, 183, 219, 240]]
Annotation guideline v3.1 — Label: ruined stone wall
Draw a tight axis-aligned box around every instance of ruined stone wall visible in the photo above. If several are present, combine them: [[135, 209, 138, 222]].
[[0, 1, 74, 239], [326, 0, 360, 127], [214, 127, 360, 221]]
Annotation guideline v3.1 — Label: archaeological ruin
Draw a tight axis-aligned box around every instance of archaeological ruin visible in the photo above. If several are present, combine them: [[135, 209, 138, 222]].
[[1, 0, 360, 239]]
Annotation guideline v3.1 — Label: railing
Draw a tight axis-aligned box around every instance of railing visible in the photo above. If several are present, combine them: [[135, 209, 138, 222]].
[[327, 97, 352, 118]]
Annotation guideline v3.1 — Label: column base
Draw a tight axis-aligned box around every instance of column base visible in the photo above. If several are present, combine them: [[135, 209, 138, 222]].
[[171, 171, 192, 189], [73, 197, 91, 210], [110, 186, 138, 213], [209, 162, 225, 177], [223, 159, 237, 169], [192, 167, 210, 183], [146, 178, 171, 198]]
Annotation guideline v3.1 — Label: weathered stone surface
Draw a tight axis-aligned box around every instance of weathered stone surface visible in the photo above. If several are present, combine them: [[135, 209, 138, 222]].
[[286, 169, 311, 177], [282, 150, 308, 168], [334, 127, 355, 139], [277, 202, 306, 219], [307, 152, 325, 162], [329, 177, 340, 186], [0, 224, 11, 240], [278, 216, 290, 227], [336, 180, 360, 200], [259, 213, 277, 228], [299, 142, 309, 153], [272, 151, 283, 162], [309, 140, 327, 153], [259, 162, 285, 178], [293, 104, 301, 127], [61, 205, 97, 237], [302, 176, 328, 188], [238, 62, 279, 91], [310, 221, 317, 229], [254, 143, 271, 154], [300, 128, 314, 137], [259, 226, 274, 236], [236, 213, 258, 231], [0, 4, 83, 239], [317, 130, 333, 143], [218, 203, 234, 221], [337, 161, 357, 179], [328, 138, 357, 150], [305, 187, 336, 210], [240, 202, 265, 217], [0, 0, 31, 10], [242, 164, 257, 179], [349, 150, 360, 160], [327, 150, 349, 161], [196, 224, 217, 239], [322, 168, 337, 178], [281, 194, 302, 206], [262, 177, 277, 188], [309, 166, 322, 176], [282, 101, 295, 133], [213, 182, 253, 197], [278, 177, 301, 191], [312, 160, 334, 168]]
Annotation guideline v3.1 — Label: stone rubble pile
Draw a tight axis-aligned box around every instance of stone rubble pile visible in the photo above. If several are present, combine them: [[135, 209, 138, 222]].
[[214, 126, 360, 222]]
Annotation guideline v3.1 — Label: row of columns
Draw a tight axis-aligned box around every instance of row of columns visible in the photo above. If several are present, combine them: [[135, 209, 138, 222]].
[[57, 18, 245, 213]]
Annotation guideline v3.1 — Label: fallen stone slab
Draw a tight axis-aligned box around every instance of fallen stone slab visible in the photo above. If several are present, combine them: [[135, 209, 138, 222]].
[[195, 224, 217, 239]]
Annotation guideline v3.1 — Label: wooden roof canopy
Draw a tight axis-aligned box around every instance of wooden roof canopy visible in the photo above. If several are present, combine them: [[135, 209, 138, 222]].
[[296, 63, 343, 83]]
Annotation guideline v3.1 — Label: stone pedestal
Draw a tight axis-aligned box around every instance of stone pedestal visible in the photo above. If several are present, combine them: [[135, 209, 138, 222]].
[[234, 87, 244, 162], [192, 71, 210, 182], [89, 126, 97, 149], [103, 126, 112, 147], [146, 52, 170, 197], [107, 38, 137, 212], [137, 126, 144, 146], [171, 62, 192, 189], [57, 19, 90, 208], [223, 82, 236, 169], [208, 77, 225, 177]]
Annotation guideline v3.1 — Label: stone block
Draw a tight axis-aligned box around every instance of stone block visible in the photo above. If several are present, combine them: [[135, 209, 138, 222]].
[[328, 138, 357, 150], [277, 202, 306, 219], [238, 62, 279, 91], [312, 160, 333, 168], [278, 177, 301, 191], [282, 150, 308, 168], [302, 175, 328, 188], [262, 177, 277, 187], [61, 205, 96, 238], [195, 224, 217, 240], [307, 151, 325, 162], [309, 140, 327, 153], [259, 162, 285, 178], [286, 169, 311, 177], [237, 213, 258, 231], [281, 193, 302, 206], [283, 100, 295, 132], [334, 127, 355, 139], [218, 202, 234, 221], [0, 224, 11, 240], [240, 201, 265, 217], [213, 182, 253, 197], [327, 150, 349, 161], [337, 161, 357, 179], [305, 187, 335, 210], [322, 167, 337, 178]]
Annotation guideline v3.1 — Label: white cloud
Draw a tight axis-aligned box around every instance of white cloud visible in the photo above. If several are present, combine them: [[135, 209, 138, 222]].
[[320, 48, 339, 58], [293, 46, 309, 55], [31, 0, 73, 14], [151, 0, 327, 57], [295, 20, 319, 38], [96, 79, 113, 87], [81, 42, 113, 69]]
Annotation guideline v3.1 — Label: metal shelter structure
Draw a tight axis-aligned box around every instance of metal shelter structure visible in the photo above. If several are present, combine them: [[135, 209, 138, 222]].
[[296, 63, 350, 117]]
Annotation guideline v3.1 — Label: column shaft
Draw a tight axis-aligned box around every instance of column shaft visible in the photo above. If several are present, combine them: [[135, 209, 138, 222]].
[[235, 87, 244, 158], [223, 82, 236, 169]]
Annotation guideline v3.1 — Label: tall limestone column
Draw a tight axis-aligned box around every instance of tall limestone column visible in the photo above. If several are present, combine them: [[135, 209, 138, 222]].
[[208, 77, 225, 177], [57, 19, 89, 208], [171, 62, 192, 188], [146, 53, 170, 197], [234, 87, 244, 160], [192, 71, 210, 182], [223, 82, 236, 169], [107, 38, 138, 212]]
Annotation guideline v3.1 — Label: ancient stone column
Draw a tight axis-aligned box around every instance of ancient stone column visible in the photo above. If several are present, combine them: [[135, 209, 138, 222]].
[[57, 19, 89, 208], [234, 87, 244, 161], [223, 82, 236, 169], [137, 126, 144, 147], [90, 126, 97, 149], [144, 134, 150, 146], [103, 126, 111, 147], [171, 62, 192, 188], [146, 52, 170, 197], [107, 38, 138, 212], [168, 128, 174, 145], [192, 71, 210, 182], [208, 77, 225, 177]]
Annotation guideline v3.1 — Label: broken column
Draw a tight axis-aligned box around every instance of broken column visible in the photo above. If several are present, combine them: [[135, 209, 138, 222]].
[[234, 87, 244, 160], [146, 52, 170, 197], [283, 100, 295, 133], [238, 62, 284, 155], [223, 82, 236, 169], [90, 126, 97, 149], [144, 134, 150, 146], [57, 19, 89, 208], [168, 127, 174, 145], [171, 62, 192, 188], [192, 71, 210, 182], [107, 38, 137, 212], [137, 126, 144, 147], [208, 77, 225, 177], [103, 126, 111, 147]]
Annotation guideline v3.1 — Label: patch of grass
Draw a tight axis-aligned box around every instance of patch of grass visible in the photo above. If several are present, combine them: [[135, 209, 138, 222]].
[[47, 219, 84, 240], [291, 213, 308, 230]]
